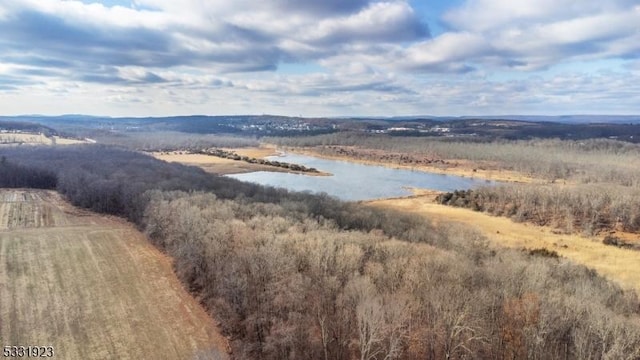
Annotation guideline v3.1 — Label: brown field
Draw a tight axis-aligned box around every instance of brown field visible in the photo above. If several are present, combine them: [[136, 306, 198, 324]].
[[368, 193, 640, 293], [232, 146, 277, 158], [52, 136, 87, 145], [0, 189, 229, 360], [0, 133, 52, 145], [0, 133, 86, 146]]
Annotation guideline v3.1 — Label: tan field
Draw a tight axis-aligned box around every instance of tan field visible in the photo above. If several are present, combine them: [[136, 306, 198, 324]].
[[0, 133, 87, 146], [52, 136, 87, 145], [232, 146, 277, 158], [368, 192, 640, 293], [0, 189, 229, 360]]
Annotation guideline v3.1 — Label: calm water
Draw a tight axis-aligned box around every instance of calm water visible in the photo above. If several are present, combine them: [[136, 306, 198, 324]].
[[227, 153, 493, 201]]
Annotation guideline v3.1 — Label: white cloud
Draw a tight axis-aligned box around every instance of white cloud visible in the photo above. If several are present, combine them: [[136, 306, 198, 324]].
[[401, 32, 489, 72], [369, 0, 640, 75], [443, 0, 635, 32], [302, 2, 425, 44]]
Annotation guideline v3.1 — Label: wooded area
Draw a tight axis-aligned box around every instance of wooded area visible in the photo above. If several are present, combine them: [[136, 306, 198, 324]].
[[1, 144, 639, 359]]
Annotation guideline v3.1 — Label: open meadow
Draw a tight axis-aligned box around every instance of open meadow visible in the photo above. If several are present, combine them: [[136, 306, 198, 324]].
[[0, 189, 229, 360]]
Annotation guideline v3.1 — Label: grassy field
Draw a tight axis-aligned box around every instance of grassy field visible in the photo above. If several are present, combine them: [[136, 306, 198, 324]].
[[0, 190, 229, 360], [0, 133, 86, 146], [368, 193, 640, 293]]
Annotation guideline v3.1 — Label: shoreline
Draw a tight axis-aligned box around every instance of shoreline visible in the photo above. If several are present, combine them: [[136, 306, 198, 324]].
[[150, 147, 332, 177], [280, 146, 544, 184]]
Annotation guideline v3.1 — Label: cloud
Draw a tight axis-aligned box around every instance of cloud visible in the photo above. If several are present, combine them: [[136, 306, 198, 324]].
[[0, 73, 37, 87], [0, 0, 639, 117], [400, 32, 489, 72], [233, 68, 414, 98], [419, 0, 640, 71], [443, 0, 637, 32], [274, 0, 371, 16], [300, 2, 428, 45], [0, 0, 428, 83]]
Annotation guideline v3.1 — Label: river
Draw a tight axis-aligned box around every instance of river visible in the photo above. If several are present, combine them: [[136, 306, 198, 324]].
[[226, 153, 493, 201]]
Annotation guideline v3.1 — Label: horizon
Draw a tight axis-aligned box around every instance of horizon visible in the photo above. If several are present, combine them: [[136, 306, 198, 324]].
[[4, 113, 640, 122], [1, 1, 639, 117]]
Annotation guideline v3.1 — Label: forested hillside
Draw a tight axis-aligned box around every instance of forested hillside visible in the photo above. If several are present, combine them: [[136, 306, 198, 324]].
[[1, 145, 639, 359]]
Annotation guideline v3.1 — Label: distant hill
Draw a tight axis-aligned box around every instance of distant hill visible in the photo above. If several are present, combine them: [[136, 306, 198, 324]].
[[3, 114, 640, 142], [0, 119, 58, 136], [383, 115, 640, 124]]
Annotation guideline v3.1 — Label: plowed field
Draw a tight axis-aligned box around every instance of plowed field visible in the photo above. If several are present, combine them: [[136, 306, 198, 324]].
[[0, 189, 229, 359]]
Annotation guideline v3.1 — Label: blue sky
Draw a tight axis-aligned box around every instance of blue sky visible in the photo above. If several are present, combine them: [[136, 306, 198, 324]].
[[0, 0, 639, 117]]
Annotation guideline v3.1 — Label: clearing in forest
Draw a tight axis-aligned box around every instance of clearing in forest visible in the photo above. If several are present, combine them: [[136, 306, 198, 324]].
[[0, 189, 229, 360]]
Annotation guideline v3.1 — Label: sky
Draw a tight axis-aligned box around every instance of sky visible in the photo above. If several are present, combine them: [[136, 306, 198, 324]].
[[0, 0, 639, 117]]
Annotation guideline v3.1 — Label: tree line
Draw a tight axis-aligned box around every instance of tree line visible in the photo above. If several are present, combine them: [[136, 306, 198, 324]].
[[436, 185, 640, 235], [0, 156, 57, 189], [89, 131, 259, 151], [195, 148, 320, 173]]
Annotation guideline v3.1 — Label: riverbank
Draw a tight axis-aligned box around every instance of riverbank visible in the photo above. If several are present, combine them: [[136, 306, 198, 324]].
[[281, 145, 544, 184], [150, 147, 331, 176]]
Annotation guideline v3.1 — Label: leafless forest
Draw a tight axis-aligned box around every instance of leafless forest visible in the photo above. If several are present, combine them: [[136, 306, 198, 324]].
[[93, 131, 259, 151], [1, 144, 640, 359]]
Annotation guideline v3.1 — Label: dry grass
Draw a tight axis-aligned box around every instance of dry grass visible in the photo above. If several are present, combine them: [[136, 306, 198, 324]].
[[0, 133, 52, 145], [0, 133, 86, 146], [52, 136, 86, 145], [0, 189, 229, 360], [368, 194, 640, 293], [232, 146, 277, 158]]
